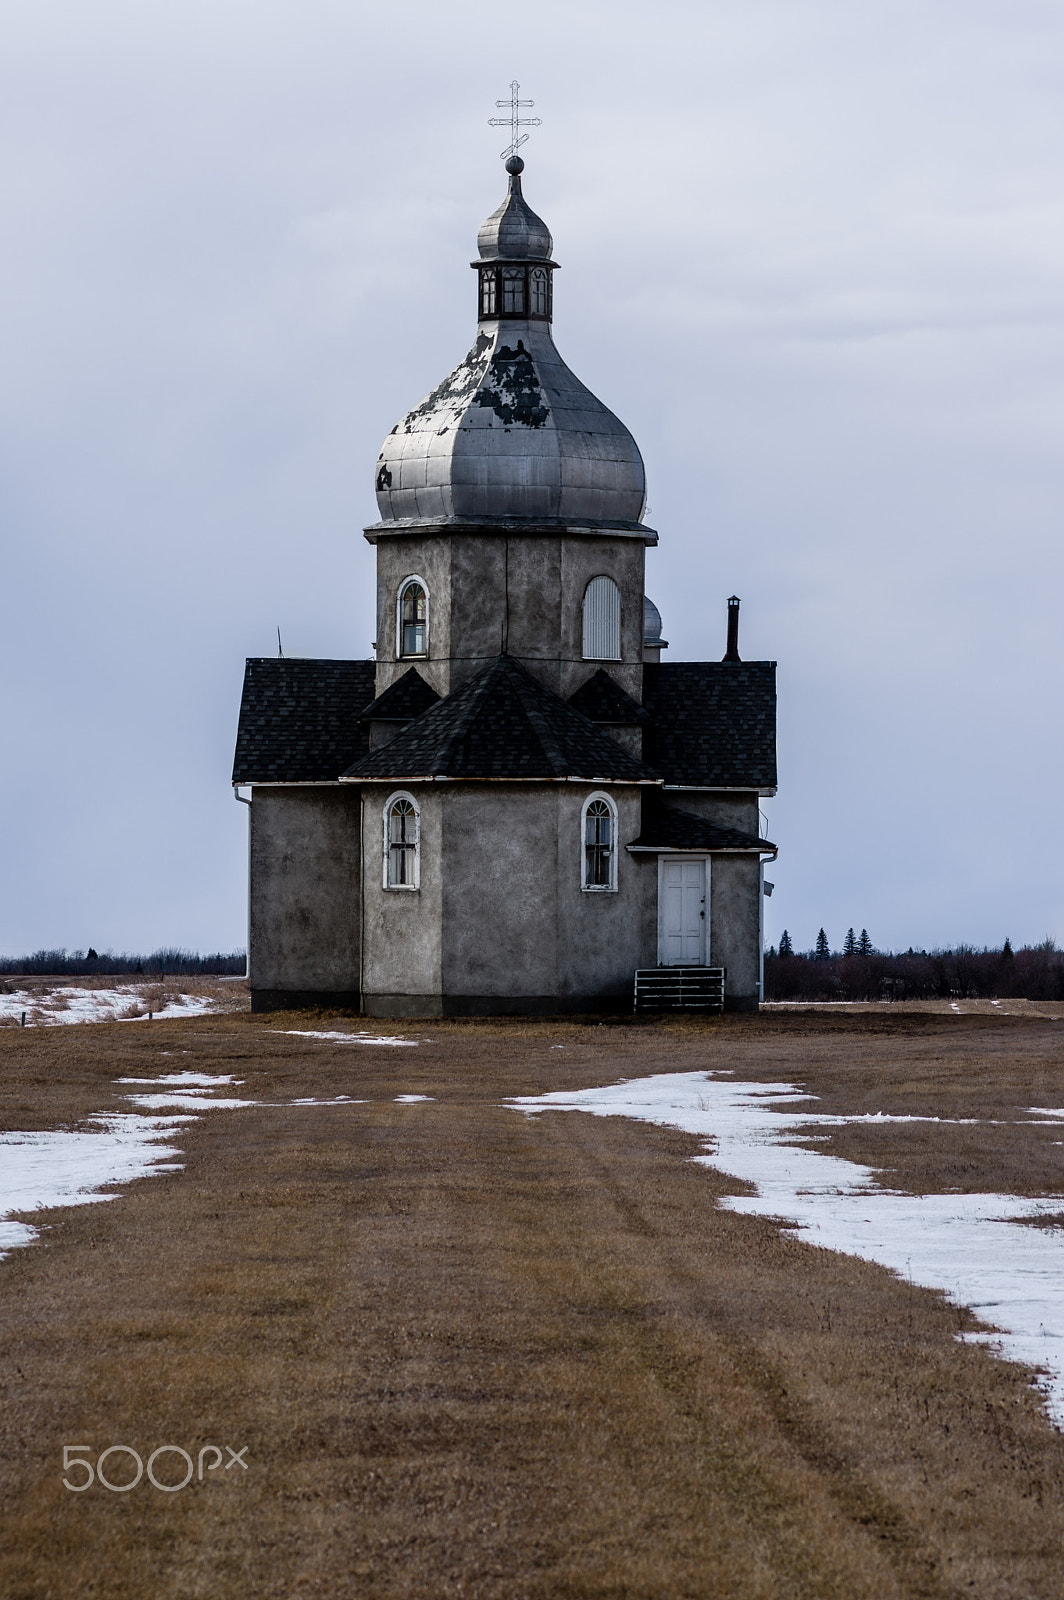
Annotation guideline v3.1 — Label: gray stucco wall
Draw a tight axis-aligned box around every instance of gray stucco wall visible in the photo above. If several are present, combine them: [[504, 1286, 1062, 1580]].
[[370, 531, 647, 700], [709, 853, 763, 1008], [360, 782, 653, 1014], [249, 787, 361, 1003], [664, 791, 762, 836], [360, 786, 443, 1012]]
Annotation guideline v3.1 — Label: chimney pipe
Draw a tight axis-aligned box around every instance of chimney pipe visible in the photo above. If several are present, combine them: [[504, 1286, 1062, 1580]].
[[722, 595, 741, 662]]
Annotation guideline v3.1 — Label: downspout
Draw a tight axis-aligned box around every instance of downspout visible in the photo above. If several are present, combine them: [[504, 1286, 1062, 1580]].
[[359, 790, 366, 1015], [758, 859, 765, 1004], [234, 787, 251, 982]]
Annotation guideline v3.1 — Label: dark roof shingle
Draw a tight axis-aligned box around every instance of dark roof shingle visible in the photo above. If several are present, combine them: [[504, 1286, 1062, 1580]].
[[567, 668, 650, 724], [641, 662, 777, 790], [232, 658, 375, 784], [630, 801, 774, 854], [357, 667, 440, 722], [342, 654, 659, 783]]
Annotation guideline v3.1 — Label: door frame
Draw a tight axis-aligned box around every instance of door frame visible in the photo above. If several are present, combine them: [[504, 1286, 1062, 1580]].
[[656, 855, 710, 966]]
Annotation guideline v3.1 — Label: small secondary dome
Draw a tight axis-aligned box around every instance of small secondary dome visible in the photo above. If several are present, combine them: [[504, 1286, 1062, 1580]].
[[477, 163, 552, 261], [371, 165, 647, 533], [643, 596, 666, 647]]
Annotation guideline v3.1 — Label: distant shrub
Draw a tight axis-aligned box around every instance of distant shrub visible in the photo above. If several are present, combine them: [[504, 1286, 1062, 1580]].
[[764, 941, 1064, 1002], [0, 948, 246, 977]]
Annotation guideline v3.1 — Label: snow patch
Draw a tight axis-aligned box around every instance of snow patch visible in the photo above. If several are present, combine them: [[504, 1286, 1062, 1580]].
[[511, 1071, 1064, 1425], [0, 987, 235, 1026], [0, 1074, 255, 1258], [281, 1030, 417, 1047], [117, 1072, 241, 1088]]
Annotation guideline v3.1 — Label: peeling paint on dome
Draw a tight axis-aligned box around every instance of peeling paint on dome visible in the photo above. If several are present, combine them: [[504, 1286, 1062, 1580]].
[[472, 342, 550, 429], [398, 332, 493, 435]]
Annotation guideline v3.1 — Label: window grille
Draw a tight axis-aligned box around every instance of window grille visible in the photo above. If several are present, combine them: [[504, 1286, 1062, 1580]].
[[502, 269, 525, 315], [480, 270, 497, 317], [399, 580, 427, 657], [582, 576, 621, 660], [583, 798, 615, 890], [530, 268, 549, 317], [386, 797, 419, 888]]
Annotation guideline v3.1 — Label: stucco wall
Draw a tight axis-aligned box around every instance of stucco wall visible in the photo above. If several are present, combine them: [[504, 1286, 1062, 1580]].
[[359, 782, 653, 1013], [709, 853, 763, 1007], [372, 535, 453, 699], [439, 784, 651, 1006], [360, 785, 443, 1012], [248, 787, 361, 1001], [663, 790, 762, 836], [370, 531, 647, 700]]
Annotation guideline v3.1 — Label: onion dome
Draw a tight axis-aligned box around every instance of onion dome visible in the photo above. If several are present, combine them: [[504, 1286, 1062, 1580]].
[[370, 159, 649, 534], [477, 154, 553, 261], [643, 596, 668, 650]]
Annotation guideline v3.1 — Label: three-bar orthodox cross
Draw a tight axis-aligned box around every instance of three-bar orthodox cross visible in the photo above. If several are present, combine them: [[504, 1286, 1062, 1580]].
[[489, 80, 541, 161]]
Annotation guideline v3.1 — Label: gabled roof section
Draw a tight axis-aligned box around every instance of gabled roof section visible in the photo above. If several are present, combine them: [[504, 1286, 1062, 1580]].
[[357, 667, 440, 723], [233, 658, 375, 784], [568, 668, 650, 725], [641, 662, 777, 791], [629, 802, 775, 855], [342, 654, 660, 784]]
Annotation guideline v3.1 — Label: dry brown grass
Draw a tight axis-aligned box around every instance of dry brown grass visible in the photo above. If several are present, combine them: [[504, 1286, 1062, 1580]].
[[0, 1008, 1062, 1597]]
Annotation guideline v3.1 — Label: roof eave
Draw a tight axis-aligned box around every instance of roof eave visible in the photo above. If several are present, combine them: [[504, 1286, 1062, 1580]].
[[364, 517, 657, 546], [340, 774, 664, 786], [662, 783, 778, 797], [626, 842, 778, 857]]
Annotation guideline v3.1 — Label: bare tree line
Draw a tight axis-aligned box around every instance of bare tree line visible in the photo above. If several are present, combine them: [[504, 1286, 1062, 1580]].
[[0, 949, 246, 977], [765, 938, 1064, 1002]]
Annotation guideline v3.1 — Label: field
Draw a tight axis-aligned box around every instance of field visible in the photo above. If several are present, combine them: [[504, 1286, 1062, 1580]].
[[1, 1005, 1064, 1598]]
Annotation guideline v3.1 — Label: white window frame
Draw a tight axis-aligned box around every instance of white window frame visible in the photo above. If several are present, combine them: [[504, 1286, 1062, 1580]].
[[383, 790, 420, 890], [396, 576, 429, 660], [580, 791, 618, 893], [582, 575, 621, 661]]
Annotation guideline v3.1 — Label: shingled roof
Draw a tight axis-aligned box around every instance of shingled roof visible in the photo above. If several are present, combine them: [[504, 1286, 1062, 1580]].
[[233, 656, 777, 790], [232, 658, 375, 784], [342, 654, 660, 784], [628, 801, 775, 854], [641, 662, 777, 791], [357, 667, 440, 723], [567, 668, 650, 725]]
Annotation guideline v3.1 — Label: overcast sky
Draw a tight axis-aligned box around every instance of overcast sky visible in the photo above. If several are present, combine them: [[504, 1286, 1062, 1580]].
[[2, 0, 1062, 957]]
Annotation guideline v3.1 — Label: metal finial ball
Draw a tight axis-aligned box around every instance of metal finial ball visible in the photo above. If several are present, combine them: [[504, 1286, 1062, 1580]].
[[505, 155, 525, 175]]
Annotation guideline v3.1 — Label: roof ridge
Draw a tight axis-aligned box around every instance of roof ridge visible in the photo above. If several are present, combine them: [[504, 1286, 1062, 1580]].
[[431, 655, 508, 772], [504, 657, 572, 776]]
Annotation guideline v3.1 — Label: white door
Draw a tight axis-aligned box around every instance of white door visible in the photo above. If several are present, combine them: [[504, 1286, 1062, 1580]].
[[659, 858, 707, 965]]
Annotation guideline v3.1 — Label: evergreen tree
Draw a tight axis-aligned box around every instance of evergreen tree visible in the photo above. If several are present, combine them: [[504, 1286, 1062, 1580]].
[[1002, 937, 1014, 959], [778, 929, 793, 957], [815, 928, 830, 961], [843, 927, 856, 957], [857, 929, 873, 957]]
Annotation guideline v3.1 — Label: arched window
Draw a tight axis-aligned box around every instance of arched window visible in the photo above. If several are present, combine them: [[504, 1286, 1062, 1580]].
[[582, 576, 621, 661], [502, 268, 525, 315], [581, 793, 618, 892], [479, 269, 497, 317], [530, 268, 550, 317], [384, 792, 420, 889], [397, 578, 428, 658]]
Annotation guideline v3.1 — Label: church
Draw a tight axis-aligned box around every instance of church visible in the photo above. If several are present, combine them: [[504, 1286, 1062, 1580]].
[[233, 151, 777, 1016]]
